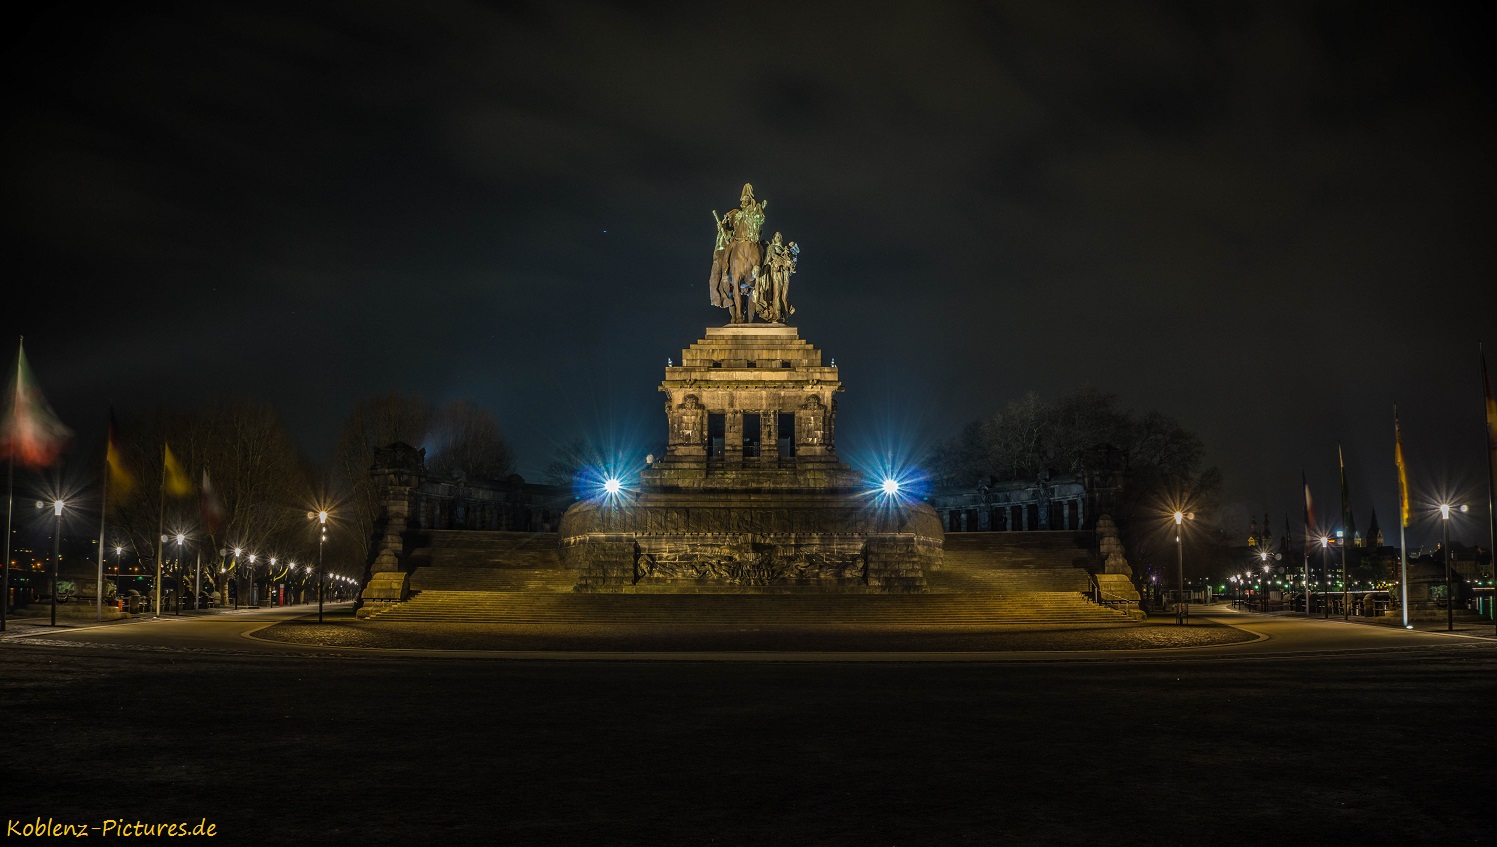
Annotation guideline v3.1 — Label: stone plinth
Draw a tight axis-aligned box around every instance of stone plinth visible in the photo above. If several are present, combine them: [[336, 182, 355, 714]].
[[563, 325, 942, 593]]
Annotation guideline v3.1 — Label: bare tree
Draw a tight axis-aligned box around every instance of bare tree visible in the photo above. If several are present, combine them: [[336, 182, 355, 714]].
[[544, 437, 594, 488], [109, 402, 312, 603], [929, 387, 1224, 577], [426, 399, 515, 482]]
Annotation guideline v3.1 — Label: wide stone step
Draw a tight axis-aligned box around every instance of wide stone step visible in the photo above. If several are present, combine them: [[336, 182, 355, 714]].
[[409, 566, 575, 592], [365, 591, 1132, 625]]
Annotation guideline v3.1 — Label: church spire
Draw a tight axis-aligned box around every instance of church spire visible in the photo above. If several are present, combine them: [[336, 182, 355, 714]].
[[1367, 508, 1383, 548]]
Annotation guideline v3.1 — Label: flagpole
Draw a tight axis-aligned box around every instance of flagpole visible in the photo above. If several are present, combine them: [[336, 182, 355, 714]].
[[1302, 471, 1314, 619], [1481, 343, 1496, 636], [1303, 512, 1312, 618], [95, 432, 108, 623], [154, 443, 165, 619], [1339, 443, 1351, 620], [1395, 405, 1409, 630], [1, 453, 11, 633], [1, 339, 21, 633]]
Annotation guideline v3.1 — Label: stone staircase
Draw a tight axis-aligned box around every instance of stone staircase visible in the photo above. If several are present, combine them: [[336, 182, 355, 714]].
[[930, 532, 1096, 594], [938, 531, 1097, 570], [406, 531, 573, 593], [363, 529, 1134, 626], [368, 591, 1127, 625]]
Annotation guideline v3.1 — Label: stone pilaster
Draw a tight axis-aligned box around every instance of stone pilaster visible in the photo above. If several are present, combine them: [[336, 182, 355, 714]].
[[358, 442, 424, 618]]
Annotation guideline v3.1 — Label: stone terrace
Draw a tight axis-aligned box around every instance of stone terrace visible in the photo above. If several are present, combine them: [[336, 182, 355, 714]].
[[366, 529, 1132, 626]]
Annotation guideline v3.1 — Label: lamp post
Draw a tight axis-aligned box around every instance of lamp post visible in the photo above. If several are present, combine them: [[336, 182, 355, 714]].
[[230, 548, 241, 610], [1174, 510, 1192, 625], [1439, 503, 1468, 632], [174, 533, 185, 615], [114, 546, 124, 602], [313, 510, 329, 623], [269, 557, 279, 607], [1338, 529, 1349, 621], [47, 499, 64, 627], [1320, 536, 1331, 619], [247, 554, 258, 608], [1261, 554, 1272, 613]]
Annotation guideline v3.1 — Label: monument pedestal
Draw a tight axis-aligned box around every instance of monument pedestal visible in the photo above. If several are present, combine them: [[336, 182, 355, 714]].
[[561, 325, 942, 593]]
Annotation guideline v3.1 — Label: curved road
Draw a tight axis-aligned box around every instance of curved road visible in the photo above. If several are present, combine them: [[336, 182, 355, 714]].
[[10, 601, 1493, 661]]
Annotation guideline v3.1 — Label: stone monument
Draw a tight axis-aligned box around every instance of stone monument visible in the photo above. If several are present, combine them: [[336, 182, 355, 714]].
[[559, 186, 941, 592], [357, 442, 424, 616]]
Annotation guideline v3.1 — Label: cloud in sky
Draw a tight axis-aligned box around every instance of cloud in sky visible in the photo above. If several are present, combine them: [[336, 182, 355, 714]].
[[3, 1, 1493, 543]]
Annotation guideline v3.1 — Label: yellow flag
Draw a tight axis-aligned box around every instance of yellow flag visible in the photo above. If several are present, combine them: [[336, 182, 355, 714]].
[[163, 444, 193, 497], [1394, 409, 1410, 528], [105, 411, 134, 500]]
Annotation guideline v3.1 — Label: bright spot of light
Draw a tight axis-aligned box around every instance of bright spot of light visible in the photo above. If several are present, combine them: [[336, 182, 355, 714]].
[[881, 478, 900, 496], [604, 477, 621, 495]]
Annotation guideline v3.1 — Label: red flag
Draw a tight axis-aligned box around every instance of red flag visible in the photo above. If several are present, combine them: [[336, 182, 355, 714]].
[[0, 341, 71, 468], [200, 469, 224, 534]]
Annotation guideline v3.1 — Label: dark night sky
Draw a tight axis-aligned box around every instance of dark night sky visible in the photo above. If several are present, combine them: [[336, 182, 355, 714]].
[[5, 1, 1494, 549]]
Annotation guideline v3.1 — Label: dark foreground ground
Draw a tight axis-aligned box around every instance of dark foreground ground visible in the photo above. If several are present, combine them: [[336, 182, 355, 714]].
[[255, 614, 1256, 651], [3, 638, 1494, 847]]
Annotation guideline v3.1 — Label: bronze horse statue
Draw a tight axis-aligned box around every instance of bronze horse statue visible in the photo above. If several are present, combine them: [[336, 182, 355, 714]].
[[709, 184, 768, 324]]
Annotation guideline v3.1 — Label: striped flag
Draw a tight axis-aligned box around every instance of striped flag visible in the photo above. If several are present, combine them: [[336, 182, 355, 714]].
[[0, 341, 71, 468], [200, 469, 224, 534], [1394, 407, 1411, 528]]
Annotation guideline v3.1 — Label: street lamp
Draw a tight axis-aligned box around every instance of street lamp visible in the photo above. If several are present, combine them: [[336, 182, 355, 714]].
[[1260, 553, 1273, 613], [268, 557, 278, 607], [1319, 536, 1331, 619], [1439, 502, 1469, 632], [173, 533, 186, 615], [1173, 510, 1193, 625], [247, 554, 258, 608], [230, 548, 242, 610], [312, 510, 329, 622], [41, 499, 64, 627]]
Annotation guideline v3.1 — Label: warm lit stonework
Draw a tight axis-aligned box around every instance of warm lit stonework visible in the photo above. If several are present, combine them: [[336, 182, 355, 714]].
[[560, 324, 942, 592]]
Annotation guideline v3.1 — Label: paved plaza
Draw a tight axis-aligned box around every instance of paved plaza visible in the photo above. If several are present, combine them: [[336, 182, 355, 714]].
[[3, 605, 1494, 846]]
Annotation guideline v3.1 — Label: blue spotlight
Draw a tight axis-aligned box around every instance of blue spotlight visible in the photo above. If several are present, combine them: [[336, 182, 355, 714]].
[[881, 478, 900, 496], [604, 477, 622, 495]]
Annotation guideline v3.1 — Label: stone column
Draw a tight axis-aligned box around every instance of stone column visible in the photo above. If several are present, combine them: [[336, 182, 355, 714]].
[[796, 395, 828, 457], [668, 395, 707, 458], [725, 410, 743, 465], [358, 442, 425, 618], [761, 410, 778, 465]]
